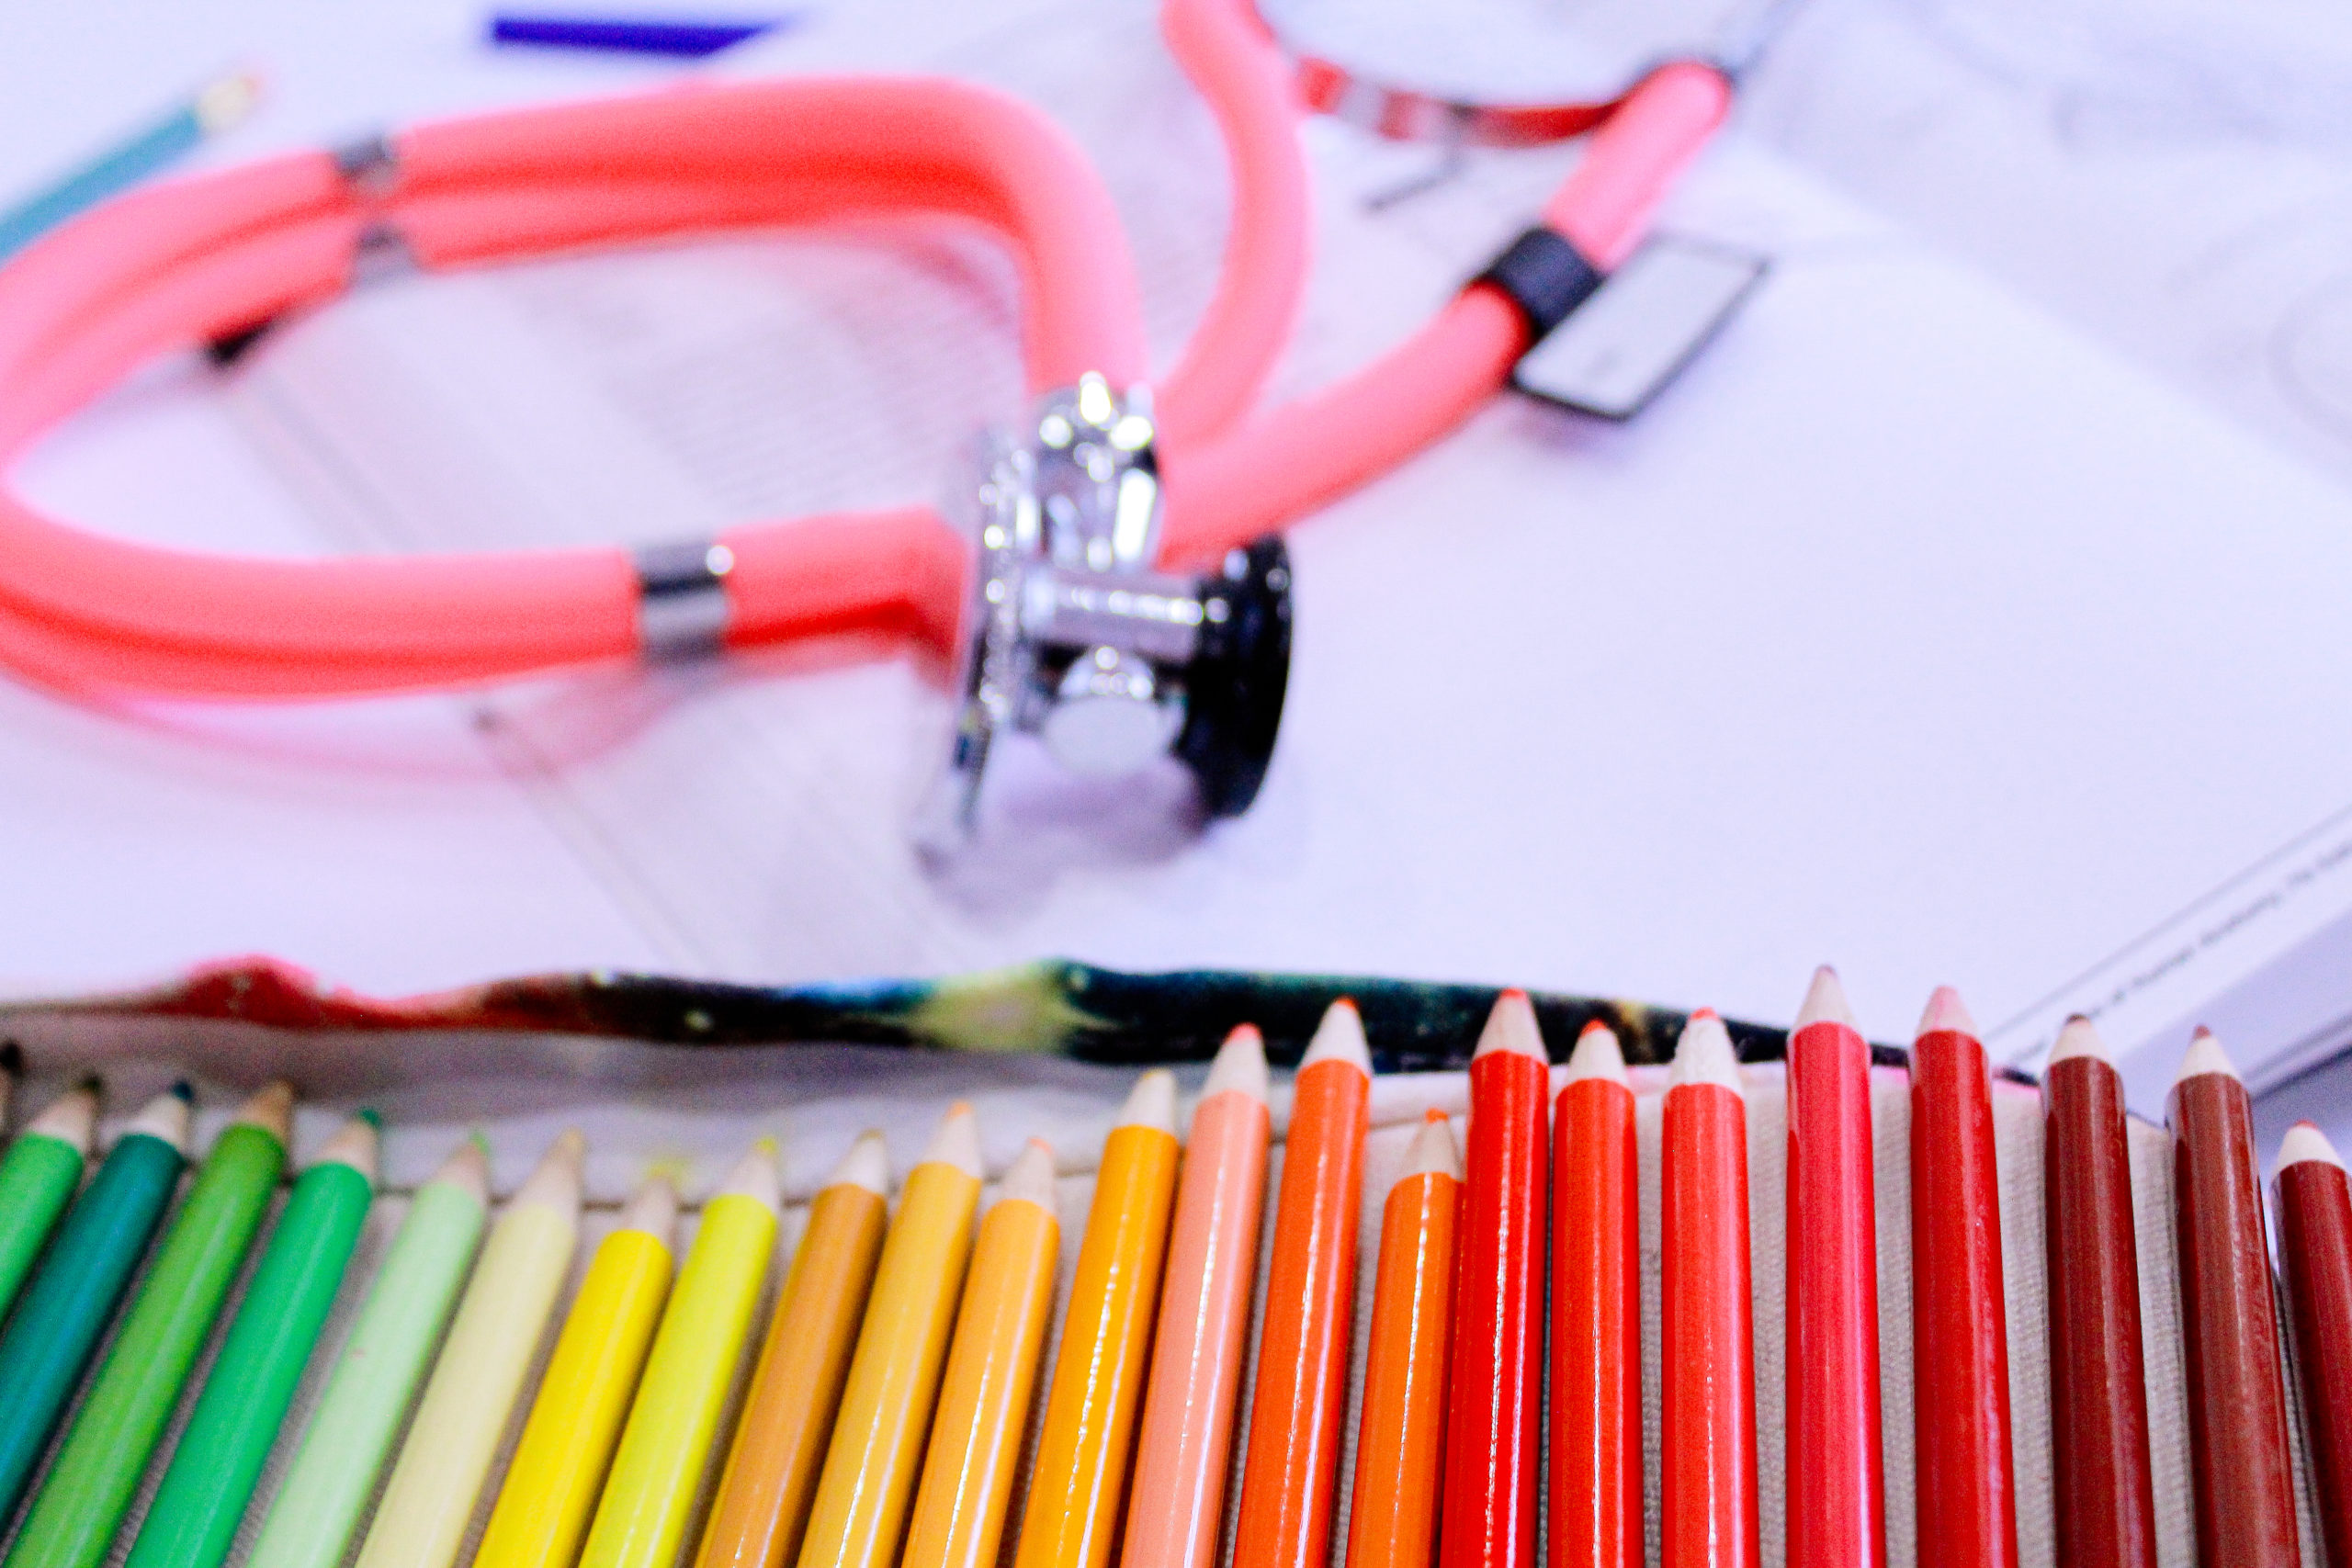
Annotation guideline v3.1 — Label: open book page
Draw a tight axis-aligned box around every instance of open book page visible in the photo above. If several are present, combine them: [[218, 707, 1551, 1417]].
[[218, 0, 2352, 1095]]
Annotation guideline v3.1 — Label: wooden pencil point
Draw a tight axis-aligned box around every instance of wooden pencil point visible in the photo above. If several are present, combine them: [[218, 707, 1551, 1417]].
[[1916, 985, 1979, 1040], [233, 1080, 296, 1142], [514, 1129, 587, 1213], [2048, 1014, 2110, 1066], [830, 1131, 890, 1196], [2177, 1027, 2239, 1086], [1117, 1069, 1179, 1135], [1474, 989, 1548, 1063], [1670, 1011, 1745, 1096], [1561, 1022, 1628, 1086], [1402, 1114, 1460, 1180], [2278, 1122, 2346, 1175], [124, 1086, 194, 1151], [717, 1140, 784, 1213], [25, 1078, 100, 1153], [999, 1138, 1058, 1209], [1301, 999, 1372, 1076], [1794, 964, 1858, 1032], [426, 1137, 492, 1207], [1201, 1024, 1271, 1106], [312, 1114, 381, 1182], [619, 1173, 681, 1245], [922, 1102, 986, 1179]]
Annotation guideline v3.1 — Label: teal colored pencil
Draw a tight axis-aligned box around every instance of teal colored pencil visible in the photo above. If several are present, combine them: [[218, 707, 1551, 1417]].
[[125, 1114, 381, 1568], [0, 1086, 192, 1527], [3, 1082, 293, 1568], [245, 1137, 491, 1568], [0, 73, 261, 262], [0, 1078, 99, 1325]]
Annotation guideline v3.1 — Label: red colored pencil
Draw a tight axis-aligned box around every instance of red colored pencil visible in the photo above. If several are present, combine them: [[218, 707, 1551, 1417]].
[[2279, 1121, 2352, 1568], [2170, 1028, 2299, 1568], [1783, 965, 1886, 1568], [1908, 986, 2018, 1568], [2041, 1015, 2157, 1568], [1549, 1021, 1637, 1568], [1440, 990, 1550, 1568], [1232, 1000, 1372, 1568], [1661, 1010, 1758, 1568]]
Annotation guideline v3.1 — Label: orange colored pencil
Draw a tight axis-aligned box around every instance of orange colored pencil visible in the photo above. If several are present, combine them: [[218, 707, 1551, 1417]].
[[1549, 1021, 1638, 1568], [1233, 1000, 1373, 1568], [697, 1134, 891, 1568], [1343, 1111, 1461, 1568], [1662, 1010, 1758, 1568], [1122, 1027, 1271, 1568]]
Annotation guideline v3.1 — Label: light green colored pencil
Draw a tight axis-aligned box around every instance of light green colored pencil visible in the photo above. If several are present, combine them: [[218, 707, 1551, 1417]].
[[245, 1138, 492, 1568], [0, 1077, 98, 1324]]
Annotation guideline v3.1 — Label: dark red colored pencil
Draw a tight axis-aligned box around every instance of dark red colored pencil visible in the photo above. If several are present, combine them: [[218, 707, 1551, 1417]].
[[2041, 1016, 2158, 1568], [2170, 1027, 2300, 1568], [1549, 1021, 1637, 1568], [1909, 986, 2018, 1568], [2278, 1120, 2352, 1568], [1440, 990, 1550, 1568], [1783, 965, 1886, 1568]]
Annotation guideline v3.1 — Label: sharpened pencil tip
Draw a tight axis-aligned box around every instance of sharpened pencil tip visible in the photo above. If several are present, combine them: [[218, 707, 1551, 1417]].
[[2048, 1014, 2110, 1066], [1402, 1113, 1461, 1181], [312, 1114, 380, 1184], [1116, 1069, 1179, 1136], [1562, 1022, 1628, 1087], [828, 1131, 890, 1196], [232, 1080, 296, 1143], [126, 1087, 195, 1152], [2279, 1122, 2346, 1176], [514, 1128, 587, 1213], [1670, 1010, 1746, 1096], [618, 1174, 680, 1246], [26, 1078, 100, 1154], [1474, 990, 1548, 1063], [1795, 965, 1857, 1032], [1917, 985, 1978, 1040], [716, 1139, 783, 1213], [921, 1102, 985, 1179], [1201, 1025, 1271, 1106], [1000, 1138, 1058, 1211], [426, 1138, 492, 1208], [1300, 999, 1372, 1077], [2177, 1026, 2239, 1087]]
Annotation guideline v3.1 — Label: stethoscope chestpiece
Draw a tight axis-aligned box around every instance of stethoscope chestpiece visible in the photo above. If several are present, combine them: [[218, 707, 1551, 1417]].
[[931, 375, 1292, 843]]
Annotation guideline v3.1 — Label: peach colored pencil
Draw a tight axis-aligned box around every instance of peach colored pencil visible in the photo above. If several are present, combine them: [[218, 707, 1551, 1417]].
[[1121, 1026, 1272, 1568]]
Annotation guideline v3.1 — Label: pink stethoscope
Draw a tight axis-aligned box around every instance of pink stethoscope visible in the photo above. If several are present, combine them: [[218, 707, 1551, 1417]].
[[0, 0, 1732, 830]]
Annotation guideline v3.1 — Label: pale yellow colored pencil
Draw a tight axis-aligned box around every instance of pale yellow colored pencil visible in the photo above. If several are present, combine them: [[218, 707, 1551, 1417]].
[[352, 1130, 584, 1568]]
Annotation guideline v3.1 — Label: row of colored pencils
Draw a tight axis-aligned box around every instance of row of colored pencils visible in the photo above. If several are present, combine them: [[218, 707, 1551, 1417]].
[[4, 974, 2348, 1568]]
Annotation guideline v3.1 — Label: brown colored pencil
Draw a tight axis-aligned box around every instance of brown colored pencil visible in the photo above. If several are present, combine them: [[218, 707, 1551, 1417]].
[[2042, 1016, 2156, 1568], [2278, 1121, 2352, 1568], [2170, 1028, 2299, 1568]]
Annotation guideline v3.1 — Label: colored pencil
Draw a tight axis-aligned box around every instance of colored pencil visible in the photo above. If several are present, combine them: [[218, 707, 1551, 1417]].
[[1235, 1002, 1373, 1568], [1011, 1070, 1182, 1568], [1343, 1110, 1460, 1568], [901, 1138, 1062, 1568], [2041, 1016, 2157, 1568], [0, 73, 261, 263], [125, 1114, 379, 1568], [0, 1086, 191, 1531], [581, 1141, 783, 1568], [1908, 987, 2018, 1568], [476, 1174, 679, 1568], [2278, 1122, 2352, 1568], [1782, 966, 1886, 1568], [6, 1082, 290, 1568], [249, 1139, 493, 1568], [698, 1134, 890, 1568], [1123, 1027, 1271, 1568], [2169, 1029, 2298, 1568], [1440, 990, 1549, 1568], [356, 1129, 585, 1568], [488, 15, 786, 56], [1549, 1021, 1638, 1568], [0, 1043, 17, 1125], [0, 1077, 97, 1323], [798, 1107, 985, 1568], [1661, 1010, 1758, 1568]]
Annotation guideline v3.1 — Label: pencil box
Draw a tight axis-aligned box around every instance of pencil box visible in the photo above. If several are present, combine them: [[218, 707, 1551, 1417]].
[[0, 958, 2322, 1568]]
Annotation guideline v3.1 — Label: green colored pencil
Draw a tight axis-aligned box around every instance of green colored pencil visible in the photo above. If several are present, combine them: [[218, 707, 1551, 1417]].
[[0, 1085, 192, 1526], [0, 1077, 99, 1324], [124, 1113, 380, 1568], [3, 1082, 293, 1568], [246, 1137, 492, 1568]]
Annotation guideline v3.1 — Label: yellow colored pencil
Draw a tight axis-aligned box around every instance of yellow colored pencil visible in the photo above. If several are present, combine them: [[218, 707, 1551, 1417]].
[[797, 1105, 984, 1568], [697, 1134, 891, 1568], [579, 1142, 783, 1568], [473, 1175, 681, 1568], [900, 1138, 1061, 1568], [1010, 1072, 1182, 1568], [354, 1130, 584, 1568]]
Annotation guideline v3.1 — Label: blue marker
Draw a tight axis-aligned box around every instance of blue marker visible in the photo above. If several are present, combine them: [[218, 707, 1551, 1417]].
[[488, 13, 792, 55]]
